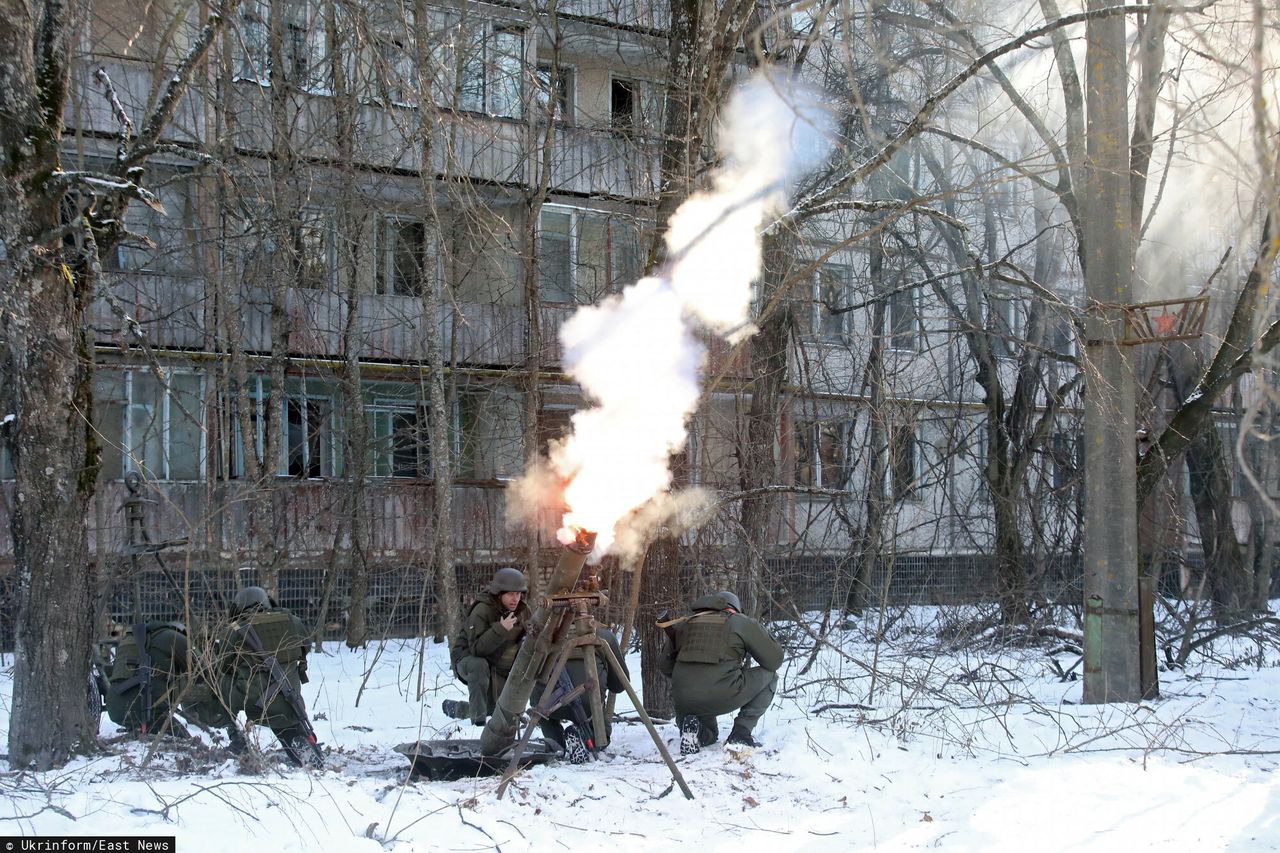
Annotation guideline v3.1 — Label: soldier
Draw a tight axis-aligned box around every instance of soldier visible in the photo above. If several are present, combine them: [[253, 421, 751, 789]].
[[442, 567, 532, 727], [217, 586, 322, 768], [660, 590, 783, 755], [104, 620, 193, 736], [530, 626, 629, 764]]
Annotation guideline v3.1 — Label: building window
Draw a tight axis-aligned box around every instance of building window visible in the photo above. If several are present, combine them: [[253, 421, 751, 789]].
[[238, 0, 327, 92], [220, 376, 269, 480], [241, 207, 334, 289], [104, 171, 196, 275], [886, 285, 919, 352], [989, 293, 1023, 358], [455, 384, 522, 480], [1050, 431, 1079, 492], [284, 387, 334, 478], [610, 76, 663, 134], [377, 217, 435, 297], [538, 208, 642, 304], [460, 23, 524, 118], [295, 208, 334, 289], [814, 264, 850, 341], [1050, 314, 1075, 357], [95, 369, 205, 481], [456, 389, 491, 479], [534, 62, 573, 123], [536, 407, 574, 459], [794, 420, 849, 489], [972, 419, 990, 503], [368, 401, 423, 478], [373, 31, 416, 106], [889, 421, 919, 501]]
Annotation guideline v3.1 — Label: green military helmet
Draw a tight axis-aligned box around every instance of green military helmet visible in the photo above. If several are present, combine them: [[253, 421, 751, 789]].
[[234, 586, 271, 612], [488, 567, 528, 594], [718, 590, 743, 612]]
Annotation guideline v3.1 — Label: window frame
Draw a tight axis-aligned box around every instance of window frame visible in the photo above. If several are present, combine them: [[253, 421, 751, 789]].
[[96, 368, 207, 482], [813, 263, 851, 342], [376, 215, 437, 298], [884, 277, 921, 353], [236, 0, 329, 93], [459, 21, 526, 118], [609, 74, 664, 135], [989, 291, 1024, 359], [537, 206, 642, 304], [282, 386, 336, 479], [794, 418, 851, 491], [368, 398, 426, 479], [889, 420, 921, 502], [534, 61, 574, 124]]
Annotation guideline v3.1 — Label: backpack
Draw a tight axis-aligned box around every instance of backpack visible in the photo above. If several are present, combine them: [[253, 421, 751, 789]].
[[448, 599, 485, 673]]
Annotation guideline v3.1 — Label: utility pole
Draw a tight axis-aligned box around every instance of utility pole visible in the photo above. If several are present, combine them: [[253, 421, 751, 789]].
[[1081, 0, 1141, 703]]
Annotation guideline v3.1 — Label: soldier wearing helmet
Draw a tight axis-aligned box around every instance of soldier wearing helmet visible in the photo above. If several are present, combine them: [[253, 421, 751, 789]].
[[441, 567, 532, 726], [214, 586, 321, 767], [659, 589, 782, 755]]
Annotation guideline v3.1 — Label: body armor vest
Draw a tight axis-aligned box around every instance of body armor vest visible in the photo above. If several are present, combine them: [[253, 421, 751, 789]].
[[676, 611, 733, 664], [232, 610, 303, 664]]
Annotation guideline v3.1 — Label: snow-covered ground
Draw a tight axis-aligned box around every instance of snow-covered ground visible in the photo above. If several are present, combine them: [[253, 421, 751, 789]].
[[2, 607, 1278, 852]]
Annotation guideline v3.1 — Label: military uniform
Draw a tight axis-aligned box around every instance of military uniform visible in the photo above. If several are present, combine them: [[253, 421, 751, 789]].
[[530, 627, 629, 755], [446, 592, 532, 725], [660, 591, 783, 750], [217, 590, 318, 766], [105, 621, 191, 734]]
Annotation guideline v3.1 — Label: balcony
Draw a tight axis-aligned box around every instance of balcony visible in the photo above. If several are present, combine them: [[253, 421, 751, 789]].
[[73, 59, 660, 201]]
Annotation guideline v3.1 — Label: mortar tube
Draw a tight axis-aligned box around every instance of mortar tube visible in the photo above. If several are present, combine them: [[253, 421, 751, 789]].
[[480, 528, 597, 756]]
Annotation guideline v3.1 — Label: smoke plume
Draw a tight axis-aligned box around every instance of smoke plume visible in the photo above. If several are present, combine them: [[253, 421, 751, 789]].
[[508, 72, 832, 561]]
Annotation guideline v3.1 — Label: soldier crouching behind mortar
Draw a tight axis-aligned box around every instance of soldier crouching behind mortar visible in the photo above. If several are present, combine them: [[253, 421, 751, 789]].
[[442, 568, 533, 727], [529, 626, 629, 763], [660, 590, 783, 754], [212, 586, 323, 768]]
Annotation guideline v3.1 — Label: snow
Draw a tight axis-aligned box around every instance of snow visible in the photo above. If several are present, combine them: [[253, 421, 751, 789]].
[[2, 607, 1278, 852]]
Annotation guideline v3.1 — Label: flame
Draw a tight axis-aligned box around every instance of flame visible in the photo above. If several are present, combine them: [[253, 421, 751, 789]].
[[558, 524, 597, 554]]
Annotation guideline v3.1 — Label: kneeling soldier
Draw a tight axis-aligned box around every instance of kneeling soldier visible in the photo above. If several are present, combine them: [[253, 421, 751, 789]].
[[217, 586, 323, 768], [660, 590, 783, 754], [442, 568, 532, 727], [530, 627, 629, 764], [105, 620, 192, 737]]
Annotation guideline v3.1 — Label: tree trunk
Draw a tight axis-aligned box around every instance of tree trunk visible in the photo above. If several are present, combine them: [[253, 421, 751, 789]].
[[6, 266, 99, 769], [738, 231, 796, 618], [1184, 427, 1251, 614], [638, 535, 680, 718]]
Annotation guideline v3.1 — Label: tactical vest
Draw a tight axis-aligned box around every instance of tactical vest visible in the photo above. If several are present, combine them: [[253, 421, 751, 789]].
[[676, 611, 733, 664], [231, 610, 303, 664]]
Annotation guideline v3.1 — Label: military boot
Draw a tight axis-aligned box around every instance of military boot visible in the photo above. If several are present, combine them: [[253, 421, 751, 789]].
[[225, 726, 248, 755], [442, 699, 482, 724], [679, 716, 701, 756], [282, 735, 323, 769], [561, 724, 590, 765], [725, 727, 761, 748]]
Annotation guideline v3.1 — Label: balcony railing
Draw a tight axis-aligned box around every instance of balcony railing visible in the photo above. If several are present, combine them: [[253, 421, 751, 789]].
[[74, 59, 661, 200]]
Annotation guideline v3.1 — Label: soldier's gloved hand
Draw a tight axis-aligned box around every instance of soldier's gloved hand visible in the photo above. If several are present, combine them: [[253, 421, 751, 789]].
[[298, 656, 310, 684]]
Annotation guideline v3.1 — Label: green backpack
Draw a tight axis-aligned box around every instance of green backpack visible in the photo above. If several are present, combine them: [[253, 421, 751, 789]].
[[448, 599, 484, 673]]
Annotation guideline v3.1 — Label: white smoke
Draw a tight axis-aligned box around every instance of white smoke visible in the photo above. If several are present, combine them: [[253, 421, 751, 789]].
[[517, 72, 833, 561]]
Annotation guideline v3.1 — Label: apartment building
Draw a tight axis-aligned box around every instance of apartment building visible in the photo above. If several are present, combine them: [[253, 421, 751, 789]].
[[7, 0, 1250, 639]]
